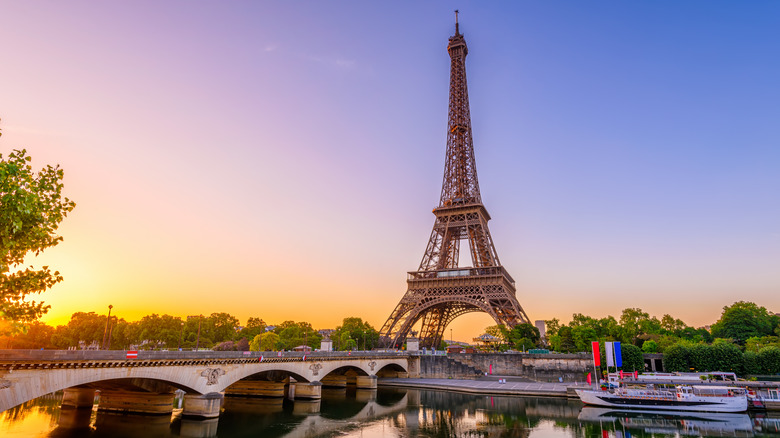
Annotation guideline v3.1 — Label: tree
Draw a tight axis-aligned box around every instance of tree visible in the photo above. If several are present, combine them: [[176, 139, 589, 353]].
[[544, 318, 561, 337], [237, 317, 266, 342], [641, 340, 658, 353], [2, 320, 55, 349], [571, 325, 597, 352], [621, 344, 644, 372], [551, 326, 576, 353], [333, 317, 378, 351], [1, 149, 76, 328], [508, 323, 541, 345], [50, 312, 107, 349], [660, 314, 687, 335], [136, 314, 184, 348], [250, 332, 281, 351], [710, 301, 776, 345]]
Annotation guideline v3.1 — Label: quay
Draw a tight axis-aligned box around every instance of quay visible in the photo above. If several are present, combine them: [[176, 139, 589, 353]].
[[380, 377, 581, 398]]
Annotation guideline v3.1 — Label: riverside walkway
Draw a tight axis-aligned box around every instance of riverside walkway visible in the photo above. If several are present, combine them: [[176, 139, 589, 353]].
[[380, 377, 583, 398]]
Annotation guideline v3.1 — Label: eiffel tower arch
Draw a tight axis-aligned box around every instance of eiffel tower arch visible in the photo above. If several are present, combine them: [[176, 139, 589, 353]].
[[379, 15, 530, 349]]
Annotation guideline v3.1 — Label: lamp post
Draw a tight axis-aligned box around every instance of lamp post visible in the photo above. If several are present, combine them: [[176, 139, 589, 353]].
[[107, 314, 115, 350], [450, 328, 453, 345], [178, 322, 184, 350], [195, 317, 202, 351], [101, 305, 113, 350]]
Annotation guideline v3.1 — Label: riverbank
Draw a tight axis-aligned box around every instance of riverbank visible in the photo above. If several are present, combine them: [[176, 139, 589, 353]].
[[379, 377, 587, 399]]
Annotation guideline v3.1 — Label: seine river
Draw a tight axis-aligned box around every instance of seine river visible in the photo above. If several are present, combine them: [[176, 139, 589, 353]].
[[2, 387, 780, 437]]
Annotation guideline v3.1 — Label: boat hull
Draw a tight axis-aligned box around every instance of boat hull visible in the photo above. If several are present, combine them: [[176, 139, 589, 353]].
[[575, 389, 747, 413]]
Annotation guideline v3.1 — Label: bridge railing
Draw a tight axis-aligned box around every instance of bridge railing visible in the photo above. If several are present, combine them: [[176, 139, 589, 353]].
[[0, 349, 412, 362]]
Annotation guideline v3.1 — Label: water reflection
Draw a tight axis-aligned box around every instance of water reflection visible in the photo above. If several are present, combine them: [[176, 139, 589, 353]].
[[3, 387, 780, 437], [579, 407, 754, 437]]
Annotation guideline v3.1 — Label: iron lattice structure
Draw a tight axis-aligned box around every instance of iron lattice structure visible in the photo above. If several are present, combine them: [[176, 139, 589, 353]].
[[379, 18, 530, 349]]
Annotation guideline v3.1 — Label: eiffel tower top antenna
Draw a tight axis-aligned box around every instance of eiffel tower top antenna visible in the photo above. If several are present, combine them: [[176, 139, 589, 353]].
[[455, 10, 460, 35]]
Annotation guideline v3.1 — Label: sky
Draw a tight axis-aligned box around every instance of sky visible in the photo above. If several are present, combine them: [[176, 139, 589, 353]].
[[1, 1, 779, 341]]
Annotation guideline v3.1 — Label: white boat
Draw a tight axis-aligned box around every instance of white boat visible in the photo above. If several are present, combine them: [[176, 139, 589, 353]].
[[576, 384, 748, 413]]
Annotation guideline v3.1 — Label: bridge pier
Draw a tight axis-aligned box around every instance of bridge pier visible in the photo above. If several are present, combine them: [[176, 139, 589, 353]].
[[293, 381, 322, 400], [97, 390, 176, 415], [356, 375, 377, 389], [61, 387, 96, 409], [182, 393, 223, 419]]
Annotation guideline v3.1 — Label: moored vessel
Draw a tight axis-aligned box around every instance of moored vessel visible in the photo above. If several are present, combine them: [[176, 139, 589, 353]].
[[576, 384, 748, 413]]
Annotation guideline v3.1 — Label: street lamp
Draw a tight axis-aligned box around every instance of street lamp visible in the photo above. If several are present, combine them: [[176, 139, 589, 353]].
[[101, 305, 113, 350], [178, 322, 184, 350], [195, 317, 202, 351]]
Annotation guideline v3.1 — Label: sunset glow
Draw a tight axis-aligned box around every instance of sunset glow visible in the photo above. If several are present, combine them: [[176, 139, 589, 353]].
[[1, 2, 779, 339]]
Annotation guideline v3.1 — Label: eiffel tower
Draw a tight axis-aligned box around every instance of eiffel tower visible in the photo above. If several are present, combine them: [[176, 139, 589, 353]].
[[379, 14, 530, 349]]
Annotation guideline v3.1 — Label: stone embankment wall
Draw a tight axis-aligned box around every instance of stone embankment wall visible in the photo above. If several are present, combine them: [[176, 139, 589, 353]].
[[421, 353, 593, 382], [417, 356, 484, 379]]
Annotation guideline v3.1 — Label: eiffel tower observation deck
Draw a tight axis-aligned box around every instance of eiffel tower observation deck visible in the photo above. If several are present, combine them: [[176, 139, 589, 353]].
[[379, 14, 530, 349]]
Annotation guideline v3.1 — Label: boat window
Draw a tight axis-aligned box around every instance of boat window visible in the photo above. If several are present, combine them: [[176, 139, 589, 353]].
[[770, 389, 780, 400]]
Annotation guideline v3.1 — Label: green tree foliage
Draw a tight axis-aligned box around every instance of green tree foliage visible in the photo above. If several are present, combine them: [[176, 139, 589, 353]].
[[180, 313, 239, 349], [1, 149, 76, 327], [663, 344, 690, 372], [248, 334, 262, 351], [621, 344, 644, 372], [544, 318, 561, 337], [249, 332, 281, 351], [743, 351, 761, 375], [757, 346, 780, 374], [571, 326, 597, 352], [51, 312, 108, 348], [333, 317, 378, 351], [236, 317, 266, 342], [745, 336, 780, 353], [272, 321, 321, 350], [136, 314, 184, 348], [710, 301, 777, 344], [641, 340, 658, 353], [2, 320, 55, 348], [660, 314, 687, 336], [711, 342, 743, 374], [552, 326, 576, 353], [689, 344, 714, 372]]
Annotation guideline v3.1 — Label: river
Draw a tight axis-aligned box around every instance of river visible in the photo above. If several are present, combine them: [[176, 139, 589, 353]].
[[2, 387, 779, 437]]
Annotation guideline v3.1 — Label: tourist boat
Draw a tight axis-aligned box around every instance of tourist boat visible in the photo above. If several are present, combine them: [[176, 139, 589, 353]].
[[575, 384, 748, 413]]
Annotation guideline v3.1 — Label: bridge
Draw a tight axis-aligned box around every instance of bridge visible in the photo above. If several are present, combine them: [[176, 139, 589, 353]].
[[0, 350, 418, 417]]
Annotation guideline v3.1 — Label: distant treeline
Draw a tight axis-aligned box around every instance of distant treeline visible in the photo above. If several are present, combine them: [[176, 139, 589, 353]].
[[0, 312, 379, 352], [543, 301, 780, 376]]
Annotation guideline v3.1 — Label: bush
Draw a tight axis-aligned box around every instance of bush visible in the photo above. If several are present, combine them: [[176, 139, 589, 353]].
[[711, 342, 743, 374], [663, 344, 690, 372], [743, 351, 761, 375], [757, 346, 780, 374], [689, 344, 714, 372]]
